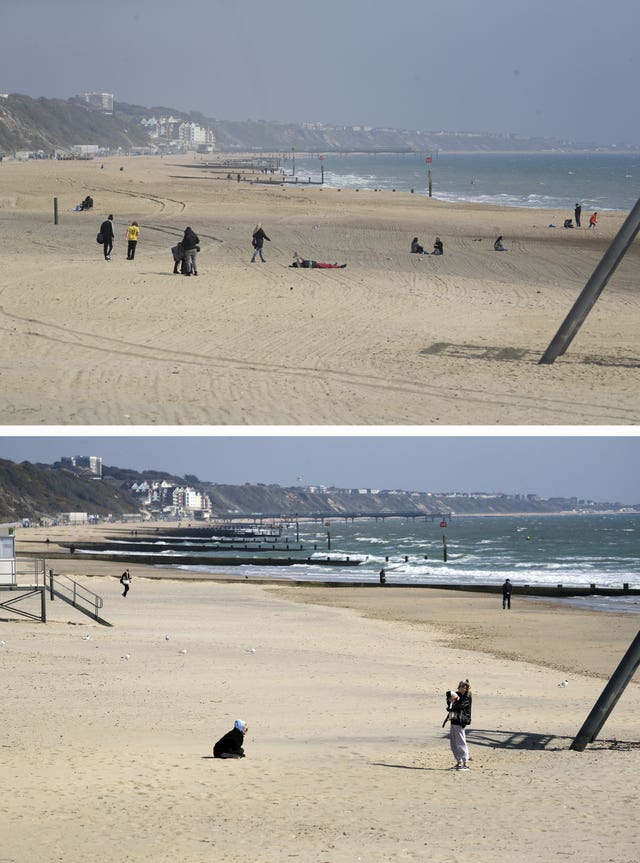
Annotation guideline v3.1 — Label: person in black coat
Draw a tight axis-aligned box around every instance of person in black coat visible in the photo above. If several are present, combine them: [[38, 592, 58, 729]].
[[574, 203, 582, 227], [251, 224, 270, 262], [213, 719, 248, 758], [502, 578, 512, 609], [100, 214, 115, 260], [446, 680, 472, 770], [181, 226, 200, 275]]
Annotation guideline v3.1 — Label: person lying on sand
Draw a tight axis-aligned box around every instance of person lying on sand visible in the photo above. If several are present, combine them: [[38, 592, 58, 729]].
[[290, 253, 347, 269]]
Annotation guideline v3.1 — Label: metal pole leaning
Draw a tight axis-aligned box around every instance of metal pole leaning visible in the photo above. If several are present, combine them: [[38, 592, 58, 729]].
[[570, 629, 640, 751], [539, 196, 640, 365]]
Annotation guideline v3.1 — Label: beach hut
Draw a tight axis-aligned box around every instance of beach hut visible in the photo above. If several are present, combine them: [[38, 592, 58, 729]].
[[0, 524, 17, 585]]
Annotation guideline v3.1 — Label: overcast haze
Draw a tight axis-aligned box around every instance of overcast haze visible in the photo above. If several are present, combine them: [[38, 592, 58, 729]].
[[2, 0, 638, 146], [1, 436, 638, 504]]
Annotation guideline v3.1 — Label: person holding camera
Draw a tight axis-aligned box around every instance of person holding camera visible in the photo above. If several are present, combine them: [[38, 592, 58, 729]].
[[445, 679, 472, 770]]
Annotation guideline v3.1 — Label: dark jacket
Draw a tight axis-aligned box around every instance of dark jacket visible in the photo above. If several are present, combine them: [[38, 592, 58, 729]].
[[100, 219, 114, 241], [182, 228, 199, 251], [252, 227, 270, 249], [447, 692, 472, 727], [213, 727, 245, 758]]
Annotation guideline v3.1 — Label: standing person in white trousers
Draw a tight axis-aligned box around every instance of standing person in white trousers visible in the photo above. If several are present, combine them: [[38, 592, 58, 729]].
[[446, 679, 472, 770]]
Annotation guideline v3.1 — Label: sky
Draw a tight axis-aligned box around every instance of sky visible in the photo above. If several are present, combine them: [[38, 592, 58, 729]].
[[1, 434, 638, 504], [1, 0, 638, 146]]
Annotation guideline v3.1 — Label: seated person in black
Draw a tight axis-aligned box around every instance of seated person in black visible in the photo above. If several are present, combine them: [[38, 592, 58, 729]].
[[411, 237, 428, 254], [213, 719, 248, 759], [432, 237, 444, 255]]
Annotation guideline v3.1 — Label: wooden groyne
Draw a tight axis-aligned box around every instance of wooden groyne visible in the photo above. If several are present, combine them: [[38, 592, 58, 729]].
[[21, 551, 362, 568]]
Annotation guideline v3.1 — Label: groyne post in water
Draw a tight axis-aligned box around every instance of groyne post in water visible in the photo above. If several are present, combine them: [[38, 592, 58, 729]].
[[539, 195, 640, 364], [570, 629, 640, 751]]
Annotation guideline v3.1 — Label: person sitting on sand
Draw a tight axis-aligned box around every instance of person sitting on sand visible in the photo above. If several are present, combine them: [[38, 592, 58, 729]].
[[290, 253, 347, 269], [411, 237, 428, 254], [494, 235, 508, 251], [213, 719, 248, 759], [563, 218, 574, 229], [432, 237, 444, 255]]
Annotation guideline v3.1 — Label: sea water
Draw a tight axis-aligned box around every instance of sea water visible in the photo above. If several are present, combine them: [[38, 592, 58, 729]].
[[294, 152, 640, 212], [157, 513, 640, 605]]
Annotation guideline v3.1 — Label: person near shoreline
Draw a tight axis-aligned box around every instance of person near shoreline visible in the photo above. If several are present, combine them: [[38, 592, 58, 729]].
[[181, 227, 200, 275], [502, 578, 512, 609], [251, 224, 270, 262], [99, 214, 114, 260], [213, 719, 248, 759], [574, 203, 582, 227], [125, 221, 140, 260], [120, 568, 131, 598], [432, 237, 444, 255], [445, 680, 472, 770], [379, 568, 386, 584], [589, 212, 598, 229]]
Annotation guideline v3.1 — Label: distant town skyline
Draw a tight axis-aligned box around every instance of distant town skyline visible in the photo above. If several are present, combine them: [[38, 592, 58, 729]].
[[1, 1, 639, 147], [1, 435, 638, 505]]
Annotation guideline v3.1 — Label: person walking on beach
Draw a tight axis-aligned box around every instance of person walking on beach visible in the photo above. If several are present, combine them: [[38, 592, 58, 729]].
[[251, 224, 270, 262], [213, 719, 248, 759], [379, 568, 386, 585], [502, 578, 512, 609], [574, 203, 582, 227], [99, 214, 115, 260], [181, 227, 200, 275], [589, 211, 598, 229], [125, 221, 140, 260], [445, 680, 472, 770], [120, 568, 131, 597]]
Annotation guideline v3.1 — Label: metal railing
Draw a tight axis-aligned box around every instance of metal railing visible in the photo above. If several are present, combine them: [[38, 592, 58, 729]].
[[46, 570, 104, 620], [15, 559, 47, 584]]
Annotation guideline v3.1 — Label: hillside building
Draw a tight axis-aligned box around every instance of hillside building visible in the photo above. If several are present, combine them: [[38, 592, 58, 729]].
[[78, 92, 114, 114]]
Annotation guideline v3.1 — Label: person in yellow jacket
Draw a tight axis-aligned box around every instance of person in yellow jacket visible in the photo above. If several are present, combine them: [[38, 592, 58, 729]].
[[126, 221, 140, 259]]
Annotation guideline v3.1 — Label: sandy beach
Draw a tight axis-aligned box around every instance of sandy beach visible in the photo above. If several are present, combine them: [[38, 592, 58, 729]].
[[1, 155, 638, 425], [2, 527, 639, 863]]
